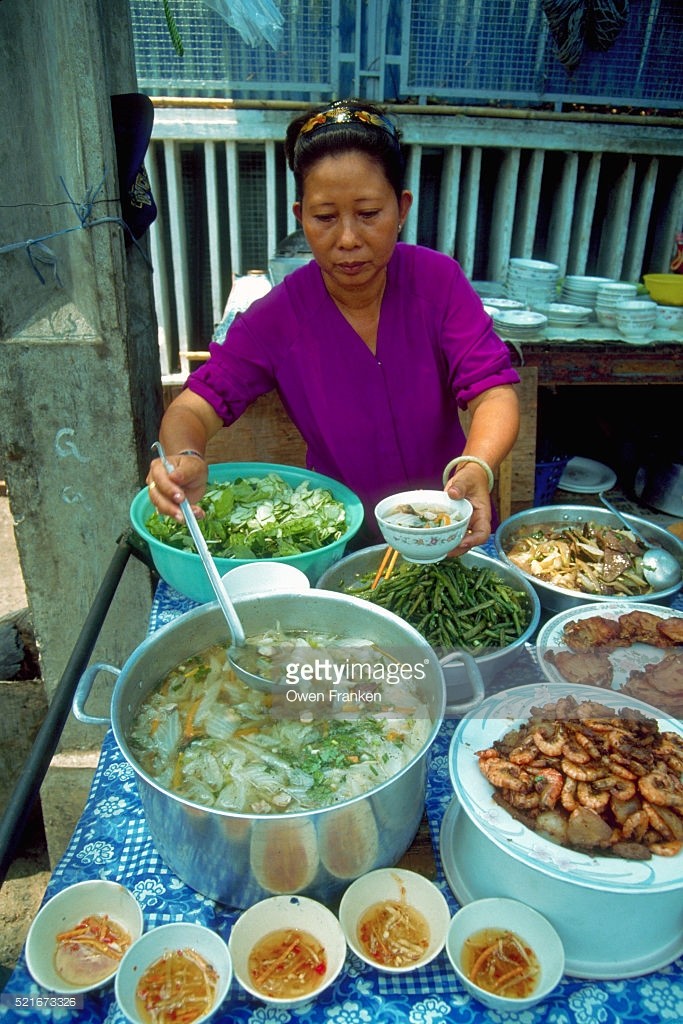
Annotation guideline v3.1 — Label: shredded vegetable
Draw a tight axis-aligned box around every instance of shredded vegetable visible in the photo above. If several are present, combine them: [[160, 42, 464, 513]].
[[145, 472, 347, 558], [127, 642, 431, 814], [358, 878, 430, 967], [248, 928, 327, 998], [54, 915, 132, 987], [461, 928, 539, 998], [135, 947, 218, 1024]]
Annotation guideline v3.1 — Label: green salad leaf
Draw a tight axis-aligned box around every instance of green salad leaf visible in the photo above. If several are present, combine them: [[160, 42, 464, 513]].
[[145, 472, 348, 558]]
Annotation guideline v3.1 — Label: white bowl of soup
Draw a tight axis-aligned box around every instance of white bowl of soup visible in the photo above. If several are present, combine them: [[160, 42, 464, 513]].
[[338, 867, 451, 973], [228, 895, 346, 1007], [374, 489, 472, 564], [25, 880, 143, 995], [446, 898, 564, 1011], [115, 922, 232, 1024]]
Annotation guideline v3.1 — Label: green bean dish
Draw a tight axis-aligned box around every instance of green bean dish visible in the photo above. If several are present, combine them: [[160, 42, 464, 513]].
[[344, 559, 533, 653]]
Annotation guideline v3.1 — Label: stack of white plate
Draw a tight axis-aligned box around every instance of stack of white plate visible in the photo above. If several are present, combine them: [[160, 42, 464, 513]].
[[505, 259, 560, 309], [594, 282, 639, 327], [544, 302, 592, 327], [492, 309, 548, 342], [560, 275, 615, 309]]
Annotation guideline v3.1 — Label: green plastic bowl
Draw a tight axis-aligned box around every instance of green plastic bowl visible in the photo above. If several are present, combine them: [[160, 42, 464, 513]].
[[130, 462, 364, 603]]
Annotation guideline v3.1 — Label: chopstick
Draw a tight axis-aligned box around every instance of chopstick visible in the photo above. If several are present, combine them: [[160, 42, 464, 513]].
[[371, 546, 400, 589]]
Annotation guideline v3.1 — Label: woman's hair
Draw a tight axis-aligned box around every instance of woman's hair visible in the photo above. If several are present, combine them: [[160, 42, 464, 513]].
[[285, 99, 406, 202]]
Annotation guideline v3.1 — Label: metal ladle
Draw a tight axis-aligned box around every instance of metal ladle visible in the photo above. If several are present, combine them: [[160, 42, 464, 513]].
[[152, 442, 282, 693], [598, 491, 682, 591]]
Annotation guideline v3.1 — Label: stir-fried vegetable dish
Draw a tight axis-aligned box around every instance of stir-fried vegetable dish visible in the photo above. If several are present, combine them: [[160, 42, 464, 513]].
[[341, 558, 532, 653], [461, 927, 539, 998], [248, 928, 327, 998], [127, 641, 430, 814], [145, 472, 347, 558], [504, 521, 654, 596], [135, 947, 218, 1024]]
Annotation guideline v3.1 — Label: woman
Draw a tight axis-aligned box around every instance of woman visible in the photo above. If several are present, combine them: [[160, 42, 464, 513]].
[[147, 100, 520, 551]]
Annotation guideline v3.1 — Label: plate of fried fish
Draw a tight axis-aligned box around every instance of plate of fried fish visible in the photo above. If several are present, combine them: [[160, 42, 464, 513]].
[[536, 602, 683, 716]]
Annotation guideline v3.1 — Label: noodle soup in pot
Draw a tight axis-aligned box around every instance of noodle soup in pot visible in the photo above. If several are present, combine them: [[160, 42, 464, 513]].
[[106, 592, 445, 909], [127, 634, 432, 816]]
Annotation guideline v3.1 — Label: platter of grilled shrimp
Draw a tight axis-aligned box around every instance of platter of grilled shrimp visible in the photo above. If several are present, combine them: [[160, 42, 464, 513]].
[[536, 603, 683, 717], [450, 683, 683, 889]]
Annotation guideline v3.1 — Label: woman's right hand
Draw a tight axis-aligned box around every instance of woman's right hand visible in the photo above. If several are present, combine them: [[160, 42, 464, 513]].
[[146, 452, 209, 522]]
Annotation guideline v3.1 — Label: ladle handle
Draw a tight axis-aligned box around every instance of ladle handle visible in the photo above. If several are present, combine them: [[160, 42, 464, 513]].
[[598, 491, 649, 547], [152, 442, 246, 645]]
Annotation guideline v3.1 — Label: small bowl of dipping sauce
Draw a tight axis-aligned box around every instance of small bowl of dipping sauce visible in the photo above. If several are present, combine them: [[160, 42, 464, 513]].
[[25, 880, 143, 995], [115, 922, 232, 1024], [338, 867, 451, 973], [228, 895, 346, 1008], [374, 489, 473, 564], [446, 898, 564, 1011]]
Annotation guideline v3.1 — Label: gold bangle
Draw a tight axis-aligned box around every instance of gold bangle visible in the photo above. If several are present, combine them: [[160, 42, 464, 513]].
[[443, 456, 495, 493]]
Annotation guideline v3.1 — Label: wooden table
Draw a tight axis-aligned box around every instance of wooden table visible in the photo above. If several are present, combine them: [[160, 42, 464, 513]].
[[498, 331, 682, 515]]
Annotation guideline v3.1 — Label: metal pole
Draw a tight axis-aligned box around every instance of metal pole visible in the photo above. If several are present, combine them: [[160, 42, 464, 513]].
[[0, 533, 140, 887]]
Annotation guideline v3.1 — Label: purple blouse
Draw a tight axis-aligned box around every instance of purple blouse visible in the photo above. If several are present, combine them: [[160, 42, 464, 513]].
[[188, 244, 519, 519]]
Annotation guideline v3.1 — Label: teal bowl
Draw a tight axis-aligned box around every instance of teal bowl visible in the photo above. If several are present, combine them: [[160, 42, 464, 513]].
[[130, 462, 364, 603]]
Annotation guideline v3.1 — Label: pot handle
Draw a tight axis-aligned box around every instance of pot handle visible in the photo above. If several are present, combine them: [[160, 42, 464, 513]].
[[440, 650, 486, 717], [73, 662, 120, 726]]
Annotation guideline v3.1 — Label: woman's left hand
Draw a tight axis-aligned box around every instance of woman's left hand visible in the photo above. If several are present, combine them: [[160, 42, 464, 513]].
[[444, 463, 492, 555]]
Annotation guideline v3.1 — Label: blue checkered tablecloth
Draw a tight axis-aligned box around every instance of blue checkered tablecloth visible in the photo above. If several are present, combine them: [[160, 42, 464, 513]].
[[2, 562, 683, 1022]]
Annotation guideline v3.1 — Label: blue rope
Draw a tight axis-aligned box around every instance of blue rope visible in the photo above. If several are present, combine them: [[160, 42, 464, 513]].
[[0, 170, 154, 284]]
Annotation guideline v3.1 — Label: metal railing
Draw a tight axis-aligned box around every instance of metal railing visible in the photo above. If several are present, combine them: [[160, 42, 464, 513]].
[[145, 100, 683, 376]]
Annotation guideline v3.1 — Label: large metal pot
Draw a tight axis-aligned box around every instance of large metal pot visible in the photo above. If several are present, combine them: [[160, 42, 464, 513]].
[[74, 591, 445, 909], [316, 545, 541, 710]]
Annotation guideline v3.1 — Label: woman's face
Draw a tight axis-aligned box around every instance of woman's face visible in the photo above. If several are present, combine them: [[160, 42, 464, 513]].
[[293, 151, 412, 296]]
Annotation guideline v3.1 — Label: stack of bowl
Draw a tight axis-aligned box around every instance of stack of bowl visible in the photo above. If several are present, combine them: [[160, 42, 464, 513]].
[[614, 298, 658, 343], [505, 258, 559, 310], [560, 275, 615, 309], [594, 282, 638, 327]]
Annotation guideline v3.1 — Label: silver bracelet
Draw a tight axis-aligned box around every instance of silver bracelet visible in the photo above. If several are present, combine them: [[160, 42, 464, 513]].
[[178, 449, 205, 460], [443, 455, 495, 493]]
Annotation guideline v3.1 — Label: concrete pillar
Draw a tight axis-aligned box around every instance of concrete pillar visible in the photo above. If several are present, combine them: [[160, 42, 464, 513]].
[[0, 0, 163, 858]]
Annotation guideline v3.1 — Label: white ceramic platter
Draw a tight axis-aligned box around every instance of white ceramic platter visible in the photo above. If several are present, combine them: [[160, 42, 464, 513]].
[[558, 456, 617, 493], [536, 601, 683, 703], [446, 682, 683, 978], [449, 682, 683, 893], [439, 796, 683, 980]]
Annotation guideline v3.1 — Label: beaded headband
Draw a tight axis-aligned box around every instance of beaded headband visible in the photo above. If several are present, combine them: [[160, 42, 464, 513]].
[[298, 104, 400, 143]]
